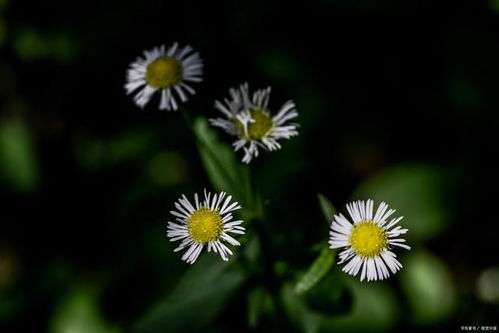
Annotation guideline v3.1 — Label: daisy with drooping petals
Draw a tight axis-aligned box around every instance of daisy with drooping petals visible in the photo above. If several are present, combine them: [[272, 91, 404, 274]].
[[124, 43, 203, 111], [329, 200, 411, 282], [166, 189, 245, 264], [209, 83, 299, 163]]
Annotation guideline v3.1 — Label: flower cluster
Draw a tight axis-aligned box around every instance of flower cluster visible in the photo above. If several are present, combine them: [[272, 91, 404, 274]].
[[125, 42, 410, 281]]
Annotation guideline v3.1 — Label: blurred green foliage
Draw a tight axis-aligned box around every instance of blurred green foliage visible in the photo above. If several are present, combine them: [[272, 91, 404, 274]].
[[13, 28, 76, 64], [148, 151, 187, 186], [401, 250, 457, 326], [50, 283, 120, 333], [354, 164, 448, 241], [247, 287, 275, 329], [0, 0, 6, 48], [490, 0, 499, 13], [0, 116, 39, 192], [476, 267, 499, 304], [74, 128, 160, 171], [281, 282, 322, 333], [321, 275, 400, 332], [134, 255, 245, 333]]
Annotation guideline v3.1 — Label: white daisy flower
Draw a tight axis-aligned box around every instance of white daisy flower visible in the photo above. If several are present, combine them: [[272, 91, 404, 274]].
[[329, 200, 411, 282], [124, 43, 203, 111], [166, 189, 245, 264], [209, 83, 299, 163]]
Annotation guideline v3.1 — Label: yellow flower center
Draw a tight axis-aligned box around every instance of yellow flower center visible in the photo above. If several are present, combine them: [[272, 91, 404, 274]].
[[236, 109, 274, 140], [349, 221, 387, 258], [145, 56, 183, 88], [188, 208, 223, 243]]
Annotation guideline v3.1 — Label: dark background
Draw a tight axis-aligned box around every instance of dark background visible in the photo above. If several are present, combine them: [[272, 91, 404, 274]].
[[1, 0, 498, 332]]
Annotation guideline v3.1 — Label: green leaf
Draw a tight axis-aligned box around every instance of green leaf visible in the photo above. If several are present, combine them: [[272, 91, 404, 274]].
[[0, 116, 39, 192], [305, 273, 352, 315], [50, 283, 120, 333], [247, 288, 262, 329], [134, 255, 245, 333], [354, 163, 448, 240], [295, 247, 335, 294], [400, 251, 456, 325], [193, 117, 245, 196], [73, 127, 159, 172], [317, 193, 336, 224], [320, 274, 400, 332], [281, 283, 321, 333], [193, 117, 262, 221], [247, 287, 274, 329], [14, 28, 50, 62]]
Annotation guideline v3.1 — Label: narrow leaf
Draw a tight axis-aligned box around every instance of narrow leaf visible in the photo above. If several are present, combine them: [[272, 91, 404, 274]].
[[295, 247, 335, 294], [134, 255, 245, 333], [317, 193, 336, 224], [192, 117, 261, 220], [281, 283, 321, 333], [193, 117, 239, 194]]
